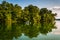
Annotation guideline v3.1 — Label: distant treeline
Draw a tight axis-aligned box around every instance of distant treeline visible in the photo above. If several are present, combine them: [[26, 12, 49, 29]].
[[55, 19, 60, 20]]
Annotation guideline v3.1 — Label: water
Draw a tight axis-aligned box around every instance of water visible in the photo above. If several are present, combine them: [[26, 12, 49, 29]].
[[13, 21, 60, 40]]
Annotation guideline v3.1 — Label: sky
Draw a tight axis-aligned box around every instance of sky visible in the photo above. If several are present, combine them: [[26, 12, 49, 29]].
[[0, 0, 60, 19]]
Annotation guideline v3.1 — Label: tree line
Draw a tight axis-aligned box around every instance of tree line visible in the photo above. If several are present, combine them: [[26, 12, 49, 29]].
[[0, 1, 57, 40]]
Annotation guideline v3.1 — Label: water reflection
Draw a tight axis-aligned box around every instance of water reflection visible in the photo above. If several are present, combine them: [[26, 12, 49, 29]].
[[0, 20, 57, 40], [51, 21, 60, 35]]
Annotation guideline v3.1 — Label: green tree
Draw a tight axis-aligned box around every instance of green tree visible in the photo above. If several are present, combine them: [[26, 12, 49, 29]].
[[24, 5, 40, 27]]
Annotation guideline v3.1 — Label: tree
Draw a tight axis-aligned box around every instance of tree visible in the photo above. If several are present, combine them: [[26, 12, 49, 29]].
[[24, 5, 40, 27], [0, 1, 57, 40]]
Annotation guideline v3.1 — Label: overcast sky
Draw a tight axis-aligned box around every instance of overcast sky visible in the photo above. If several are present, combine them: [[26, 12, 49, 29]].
[[0, 0, 60, 19]]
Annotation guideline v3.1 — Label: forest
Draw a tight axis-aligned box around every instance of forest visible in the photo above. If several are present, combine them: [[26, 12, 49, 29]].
[[0, 1, 57, 40]]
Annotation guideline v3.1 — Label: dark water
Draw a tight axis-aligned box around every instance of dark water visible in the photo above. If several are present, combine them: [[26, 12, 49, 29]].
[[13, 21, 60, 40]]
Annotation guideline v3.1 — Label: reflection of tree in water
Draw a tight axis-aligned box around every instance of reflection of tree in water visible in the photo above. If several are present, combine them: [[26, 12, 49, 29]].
[[0, 22, 56, 40], [0, 23, 22, 40], [0, 21, 56, 40], [0, 1, 57, 40], [23, 25, 39, 38], [39, 22, 56, 34], [23, 22, 56, 38]]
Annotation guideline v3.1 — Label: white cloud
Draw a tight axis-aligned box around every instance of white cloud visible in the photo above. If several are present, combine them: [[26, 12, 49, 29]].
[[48, 6, 60, 19]]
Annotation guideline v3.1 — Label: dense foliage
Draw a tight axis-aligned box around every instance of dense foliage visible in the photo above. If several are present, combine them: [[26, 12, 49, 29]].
[[0, 1, 57, 40]]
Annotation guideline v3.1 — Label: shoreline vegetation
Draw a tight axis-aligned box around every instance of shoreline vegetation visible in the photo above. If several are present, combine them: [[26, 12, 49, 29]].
[[55, 19, 60, 20], [0, 1, 57, 40]]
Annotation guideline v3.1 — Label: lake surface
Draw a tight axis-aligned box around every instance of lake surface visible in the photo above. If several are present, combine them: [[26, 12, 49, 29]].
[[13, 21, 60, 40]]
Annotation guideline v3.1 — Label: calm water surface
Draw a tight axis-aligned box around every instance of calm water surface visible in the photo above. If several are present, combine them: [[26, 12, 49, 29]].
[[13, 21, 60, 40]]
